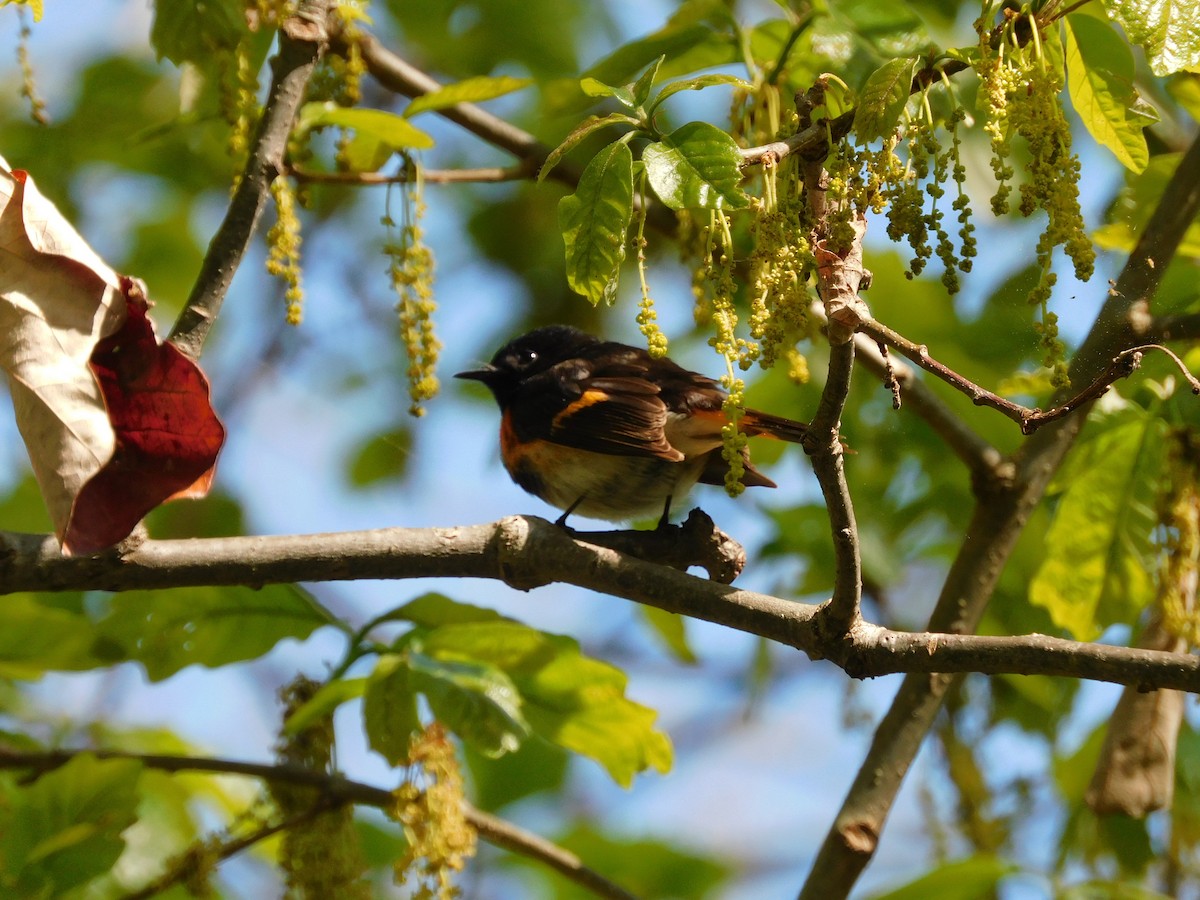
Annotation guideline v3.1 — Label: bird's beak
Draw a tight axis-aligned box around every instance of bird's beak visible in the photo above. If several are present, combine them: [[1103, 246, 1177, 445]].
[[455, 364, 498, 383]]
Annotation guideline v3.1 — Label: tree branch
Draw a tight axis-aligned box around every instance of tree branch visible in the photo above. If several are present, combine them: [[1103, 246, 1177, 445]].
[[168, 0, 333, 360], [2, 521, 1200, 691], [798, 129, 1200, 900], [0, 747, 639, 900], [287, 162, 534, 185]]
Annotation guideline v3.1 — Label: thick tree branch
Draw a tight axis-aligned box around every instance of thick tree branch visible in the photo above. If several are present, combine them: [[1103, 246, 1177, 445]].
[[168, 0, 333, 360], [287, 162, 534, 184], [2, 521, 1199, 691], [0, 748, 639, 900], [798, 130, 1200, 900]]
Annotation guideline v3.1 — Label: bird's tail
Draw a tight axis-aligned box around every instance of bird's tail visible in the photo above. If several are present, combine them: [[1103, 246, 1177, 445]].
[[742, 408, 808, 444]]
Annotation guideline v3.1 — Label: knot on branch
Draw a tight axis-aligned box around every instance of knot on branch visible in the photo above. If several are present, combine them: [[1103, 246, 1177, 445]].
[[567, 509, 747, 583]]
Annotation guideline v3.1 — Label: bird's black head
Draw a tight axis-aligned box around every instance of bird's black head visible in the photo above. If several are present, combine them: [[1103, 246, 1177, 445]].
[[455, 325, 600, 405]]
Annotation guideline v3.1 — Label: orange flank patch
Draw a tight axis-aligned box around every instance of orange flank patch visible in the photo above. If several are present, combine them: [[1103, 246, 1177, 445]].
[[551, 388, 610, 430]]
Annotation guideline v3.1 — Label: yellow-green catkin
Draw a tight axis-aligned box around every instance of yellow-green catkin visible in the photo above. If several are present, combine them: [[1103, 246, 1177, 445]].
[[748, 157, 813, 369], [16, 9, 46, 125], [272, 676, 371, 900], [385, 179, 441, 416], [393, 723, 477, 900], [635, 171, 668, 357], [266, 176, 305, 325]]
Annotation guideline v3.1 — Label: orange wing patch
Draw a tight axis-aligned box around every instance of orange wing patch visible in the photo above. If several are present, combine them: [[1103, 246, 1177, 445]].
[[552, 388, 611, 430]]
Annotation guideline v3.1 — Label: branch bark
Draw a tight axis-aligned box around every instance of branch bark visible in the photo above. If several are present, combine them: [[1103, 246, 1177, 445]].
[[2, 521, 1200, 691], [168, 0, 333, 360], [797, 129, 1200, 900]]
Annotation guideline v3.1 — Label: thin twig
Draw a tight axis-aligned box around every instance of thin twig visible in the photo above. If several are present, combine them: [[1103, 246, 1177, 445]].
[[168, 0, 333, 360], [861, 317, 1200, 434], [120, 799, 340, 900], [0, 748, 639, 900], [287, 162, 534, 185]]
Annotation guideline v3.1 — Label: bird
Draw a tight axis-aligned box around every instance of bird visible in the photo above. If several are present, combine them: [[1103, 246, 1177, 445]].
[[456, 325, 809, 527]]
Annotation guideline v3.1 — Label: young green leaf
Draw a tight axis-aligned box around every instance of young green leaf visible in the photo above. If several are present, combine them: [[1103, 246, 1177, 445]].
[[407, 651, 530, 757], [580, 77, 638, 108], [853, 57, 917, 144], [283, 677, 368, 736], [639, 606, 698, 664], [97, 584, 337, 682], [558, 140, 634, 305], [363, 655, 421, 765], [0, 754, 141, 897], [539, 112, 641, 182], [1064, 15, 1151, 173], [150, 0, 243, 65], [1029, 411, 1168, 639], [631, 55, 665, 107], [298, 102, 435, 151], [868, 854, 1017, 900], [388, 593, 507, 628], [404, 75, 532, 118], [647, 73, 751, 117], [1101, 0, 1200, 76], [0, 594, 101, 678], [421, 621, 673, 786], [642, 121, 748, 211]]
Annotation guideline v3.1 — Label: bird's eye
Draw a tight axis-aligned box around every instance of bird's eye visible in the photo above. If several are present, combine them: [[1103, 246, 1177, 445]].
[[516, 348, 538, 367]]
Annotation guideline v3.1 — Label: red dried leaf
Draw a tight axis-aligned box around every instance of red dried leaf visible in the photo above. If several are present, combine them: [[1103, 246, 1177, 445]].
[[63, 280, 225, 554]]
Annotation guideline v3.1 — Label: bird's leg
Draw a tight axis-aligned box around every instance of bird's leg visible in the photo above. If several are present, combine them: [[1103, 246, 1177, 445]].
[[655, 495, 674, 531], [555, 495, 586, 529]]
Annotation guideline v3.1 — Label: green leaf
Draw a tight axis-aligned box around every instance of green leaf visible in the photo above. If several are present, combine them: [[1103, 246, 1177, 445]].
[[465, 738, 569, 811], [539, 112, 641, 182], [638, 606, 698, 664], [346, 426, 412, 488], [283, 677, 367, 736], [0, 595, 101, 678], [298, 102, 435, 151], [1094, 153, 1200, 259], [1100, 0, 1200, 76], [630, 56, 665, 107], [97, 585, 337, 681], [558, 140, 634, 305], [853, 57, 917, 143], [422, 622, 672, 786], [0, 755, 141, 896], [363, 655, 421, 765], [647, 73, 751, 116], [583, 22, 735, 88], [642, 121, 748, 211], [1029, 411, 1168, 639], [386, 593, 507, 628], [404, 75, 532, 117], [407, 651, 529, 757], [150, 0, 245, 65], [868, 855, 1016, 900], [579, 77, 637, 108], [1064, 15, 1151, 173]]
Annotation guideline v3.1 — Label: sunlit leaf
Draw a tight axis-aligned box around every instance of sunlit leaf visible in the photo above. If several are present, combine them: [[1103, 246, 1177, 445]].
[[97, 585, 337, 681], [404, 75, 532, 117], [643, 121, 748, 211], [559, 140, 634, 305], [0, 594, 99, 678], [539, 112, 640, 182], [868, 855, 1016, 900], [638, 606, 698, 664], [1029, 411, 1168, 639], [363, 655, 421, 764], [0, 755, 141, 896], [421, 622, 672, 786], [298, 102, 435, 151], [407, 651, 529, 757], [853, 57, 916, 143], [150, 0, 244, 65], [580, 77, 637, 108], [347, 426, 411, 488], [1101, 0, 1200, 75], [647, 73, 750, 116], [1064, 15, 1150, 172], [385, 593, 507, 628], [283, 677, 367, 735]]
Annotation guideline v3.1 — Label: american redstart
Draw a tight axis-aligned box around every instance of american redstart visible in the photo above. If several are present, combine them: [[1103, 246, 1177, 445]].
[[456, 325, 808, 527]]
